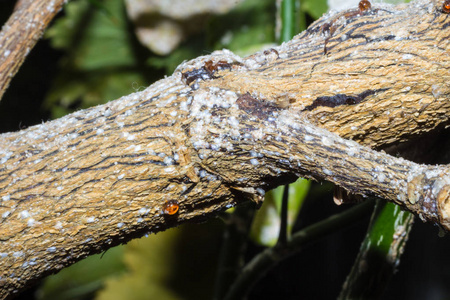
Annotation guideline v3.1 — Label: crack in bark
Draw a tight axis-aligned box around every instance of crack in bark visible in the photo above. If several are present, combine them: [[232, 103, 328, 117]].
[[303, 88, 388, 111]]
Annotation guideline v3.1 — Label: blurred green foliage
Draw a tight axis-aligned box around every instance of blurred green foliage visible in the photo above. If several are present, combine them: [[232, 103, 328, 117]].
[[37, 246, 125, 300], [302, 0, 328, 19], [39, 222, 223, 300], [44, 0, 158, 118], [338, 201, 414, 299], [250, 178, 310, 246]]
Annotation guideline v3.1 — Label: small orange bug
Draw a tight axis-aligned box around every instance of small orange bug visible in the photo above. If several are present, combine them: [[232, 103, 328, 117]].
[[443, 0, 450, 13], [359, 0, 371, 12], [163, 200, 179, 215]]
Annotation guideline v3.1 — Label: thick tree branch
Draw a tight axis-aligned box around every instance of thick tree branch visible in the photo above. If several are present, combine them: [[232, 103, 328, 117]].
[[0, 0, 66, 101], [211, 1, 450, 148], [0, 0, 449, 299]]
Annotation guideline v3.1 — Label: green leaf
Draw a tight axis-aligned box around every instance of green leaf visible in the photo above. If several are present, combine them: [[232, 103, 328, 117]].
[[366, 202, 412, 254], [37, 246, 125, 300], [208, 0, 276, 51], [301, 0, 328, 20], [97, 223, 223, 300], [44, 0, 157, 118], [338, 200, 414, 299], [46, 0, 136, 70], [96, 230, 183, 300], [250, 178, 310, 246], [38, 222, 223, 300]]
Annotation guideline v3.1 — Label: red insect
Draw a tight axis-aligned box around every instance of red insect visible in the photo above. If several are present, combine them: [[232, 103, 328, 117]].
[[359, 0, 371, 12], [444, 0, 450, 13], [163, 200, 179, 215]]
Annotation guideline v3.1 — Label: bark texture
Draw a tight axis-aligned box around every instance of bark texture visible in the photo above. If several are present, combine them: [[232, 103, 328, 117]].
[[0, 0, 449, 298], [0, 0, 66, 101]]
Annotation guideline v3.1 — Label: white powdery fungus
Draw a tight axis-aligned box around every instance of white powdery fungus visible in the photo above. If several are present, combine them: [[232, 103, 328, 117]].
[[250, 158, 259, 166], [46, 246, 56, 253], [304, 135, 314, 142], [0, 152, 13, 164], [163, 156, 174, 165], [432, 84, 443, 99], [256, 188, 265, 196], [321, 136, 334, 147], [121, 132, 135, 141], [18, 210, 31, 219], [138, 208, 150, 215], [163, 166, 176, 173], [377, 173, 386, 183], [54, 221, 63, 229], [323, 168, 333, 176]]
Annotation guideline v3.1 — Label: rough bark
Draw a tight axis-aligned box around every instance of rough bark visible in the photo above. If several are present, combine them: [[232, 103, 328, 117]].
[[0, 0, 449, 299], [0, 0, 66, 101]]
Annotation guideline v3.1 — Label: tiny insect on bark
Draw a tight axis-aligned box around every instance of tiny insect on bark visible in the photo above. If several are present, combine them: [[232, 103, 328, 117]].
[[444, 0, 450, 13], [163, 200, 179, 215], [358, 0, 371, 12]]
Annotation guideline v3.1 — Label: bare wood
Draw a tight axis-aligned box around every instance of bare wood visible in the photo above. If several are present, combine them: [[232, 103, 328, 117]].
[[0, 0, 449, 298], [0, 0, 66, 101]]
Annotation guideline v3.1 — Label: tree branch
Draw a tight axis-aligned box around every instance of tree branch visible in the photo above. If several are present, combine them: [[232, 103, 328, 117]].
[[0, 0, 66, 101], [0, 0, 449, 298]]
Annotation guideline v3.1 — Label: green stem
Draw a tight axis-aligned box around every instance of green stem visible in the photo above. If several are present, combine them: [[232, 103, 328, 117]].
[[338, 200, 414, 300], [223, 200, 375, 300], [277, 184, 289, 246], [280, 0, 296, 43]]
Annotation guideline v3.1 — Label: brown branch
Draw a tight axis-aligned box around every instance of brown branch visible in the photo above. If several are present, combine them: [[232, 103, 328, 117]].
[[0, 0, 66, 101], [211, 2, 450, 148], [0, 0, 449, 298]]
